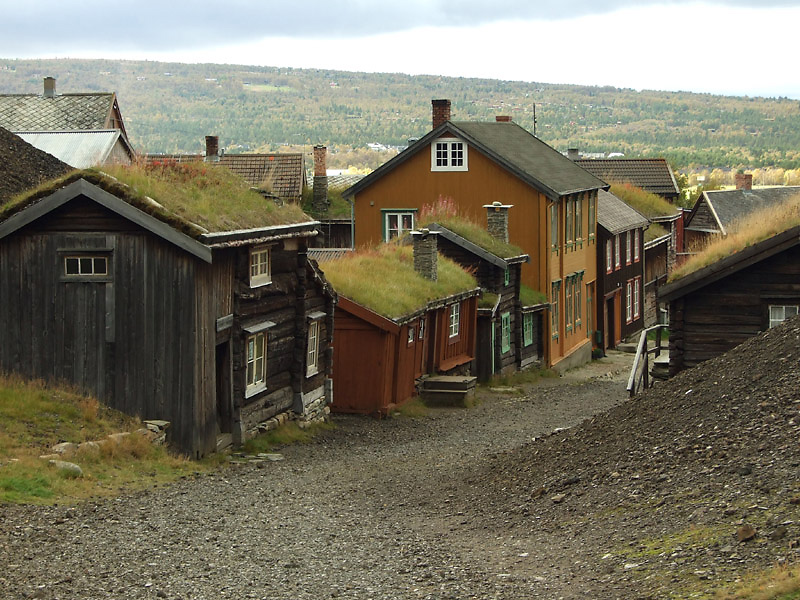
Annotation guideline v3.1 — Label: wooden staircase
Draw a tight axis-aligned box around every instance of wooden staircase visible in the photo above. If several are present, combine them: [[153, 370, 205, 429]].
[[419, 375, 477, 406]]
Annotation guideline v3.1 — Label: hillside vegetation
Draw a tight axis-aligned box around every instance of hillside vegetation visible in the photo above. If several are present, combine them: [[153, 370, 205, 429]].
[[2, 58, 800, 170]]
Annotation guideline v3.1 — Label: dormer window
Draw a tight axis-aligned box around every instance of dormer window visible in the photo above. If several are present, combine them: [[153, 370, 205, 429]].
[[249, 246, 271, 287], [431, 138, 468, 171]]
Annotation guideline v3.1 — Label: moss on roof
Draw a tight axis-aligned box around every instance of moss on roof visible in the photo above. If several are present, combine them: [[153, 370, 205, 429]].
[[520, 285, 547, 307], [609, 182, 679, 219], [0, 162, 310, 238], [321, 244, 477, 320]]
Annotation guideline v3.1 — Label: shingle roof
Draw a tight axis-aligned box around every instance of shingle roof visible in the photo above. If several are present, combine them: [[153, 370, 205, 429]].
[[15, 130, 133, 169], [688, 187, 800, 235], [0, 93, 118, 132], [145, 153, 305, 201], [310, 173, 364, 192], [575, 158, 680, 198], [596, 189, 650, 235], [345, 120, 607, 201], [0, 126, 73, 203]]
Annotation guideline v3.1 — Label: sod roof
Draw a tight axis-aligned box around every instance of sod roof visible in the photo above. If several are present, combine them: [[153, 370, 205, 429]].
[[417, 214, 525, 260], [0, 126, 73, 204]]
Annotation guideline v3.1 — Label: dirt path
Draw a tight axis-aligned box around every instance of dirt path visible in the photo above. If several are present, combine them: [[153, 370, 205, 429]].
[[1, 353, 635, 600]]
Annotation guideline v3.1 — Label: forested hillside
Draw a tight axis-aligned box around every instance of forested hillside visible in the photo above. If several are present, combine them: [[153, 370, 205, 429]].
[[2, 58, 800, 170]]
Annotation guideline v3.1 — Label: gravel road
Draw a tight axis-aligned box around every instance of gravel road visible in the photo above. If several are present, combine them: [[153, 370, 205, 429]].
[[0, 354, 633, 600]]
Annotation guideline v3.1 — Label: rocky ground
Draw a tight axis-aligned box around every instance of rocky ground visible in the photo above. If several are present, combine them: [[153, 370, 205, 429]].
[[0, 320, 798, 599]]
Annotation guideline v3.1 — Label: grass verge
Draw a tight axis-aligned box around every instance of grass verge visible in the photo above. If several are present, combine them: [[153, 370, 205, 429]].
[[390, 398, 430, 419], [242, 421, 335, 455], [715, 564, 800, 599]]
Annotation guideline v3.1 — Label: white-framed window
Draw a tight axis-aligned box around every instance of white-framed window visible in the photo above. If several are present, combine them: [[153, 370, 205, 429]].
[[64, 255, 108, 277], [575, 196, 583, 243], [249, 247, 271, 287], [588, 193, 596, 240], [614, 235, 621, 269], [606, 240, 613, 274], [550, 203, 559, 252], [523, 313, 534, 347], [575, 274, 583, 328], [383, 210, 415, 241], [565, 278, 573, 332], [634, 229, 640, 262], [769, 304, 799, 328], [626, 280, 633, 323], [431, 138, 468, 171], [449, 303, 460, 338], [419, 318, 425, 340], [306, 321, 320, 377], [501, 312, 511, 353], [246, 332, 267, 394], [407, 326, 415, 346], [551, 280, 561, 339], [625, 232, 632, 265], [633, 277, 641, 320]]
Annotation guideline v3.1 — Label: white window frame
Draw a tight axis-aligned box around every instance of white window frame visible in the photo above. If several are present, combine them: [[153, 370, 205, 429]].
[[249, 247, 271, 287], [634, 229, 641, 262], [431, 138, 468, 172], [606, 240, 613, 274], [633, 278, 641, 320], [246, 332, 267, 396], [306, 320, 320, 377], [626, 281, 633, 323], [384, 210, 415, 241], [625, 232, 632, 265], [449, 303, 460, 339], [64, 255, 108, 277], [614, 235, 621, 270], [769, 304, 799, 328]]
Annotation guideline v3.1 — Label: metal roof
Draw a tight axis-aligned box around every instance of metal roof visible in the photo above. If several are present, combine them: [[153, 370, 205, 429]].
[[16, 130, 130, 169], [597, 189, 650, 235]]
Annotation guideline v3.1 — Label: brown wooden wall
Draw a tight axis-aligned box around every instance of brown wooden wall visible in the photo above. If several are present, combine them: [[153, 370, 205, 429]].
[[597, 227, 645, 346]]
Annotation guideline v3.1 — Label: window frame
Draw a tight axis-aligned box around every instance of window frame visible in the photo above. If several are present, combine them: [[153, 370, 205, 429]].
[[448, 302, 461, 339], [606, 239, 613, 274], [634, 229, 641, 262], [431, 138, 468, 172], [523, 312, 534, 347], [246, 331, 267, 396], [306, 320, 321, 377], [625, 232, 632, 265], [565, 199, 574, 247], [249, 246, 271, 288], [382, 209, 417, 242], [565, 278, 573, 332], [633, 277, 641, 320], [575, 195, 583, 245], [626, 280, 633, 324], [550, 203, 559, 253], [614, 235, 621, 270], [588, 193, 596, 241], [59, 249, 113, 283], [500, 312, 511, 354], [769, 304, 799, 328], [551, 280, 561, 339]]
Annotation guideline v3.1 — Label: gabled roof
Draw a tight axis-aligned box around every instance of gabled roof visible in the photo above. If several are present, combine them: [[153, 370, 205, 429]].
[[344, 121, 607, 201], [145, 153, 306, 200], [15, 130, 134, 169], [0, 92, 128, 138], [309, 173, 365, 193], [426, 223, 528, 269], [596, 189, 649, 235], [0, 126, 73, 203], [659, 225, 800, 302], [575, 158, 680, 198], [686, 187, 800, 235]]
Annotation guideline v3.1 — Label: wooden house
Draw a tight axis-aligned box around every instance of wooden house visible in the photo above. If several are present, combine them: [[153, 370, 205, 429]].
[[659, 224, 800, 376], [0, 166, 335, 457], [574, 157, 681, 203], [420, 204, 546, 381], [344, 100, 607, 371], [596, 190, 649, 350], [320, 235, 480, 415]]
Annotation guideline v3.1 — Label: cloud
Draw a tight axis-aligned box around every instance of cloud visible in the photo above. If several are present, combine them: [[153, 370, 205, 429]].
[[2, 0, 800, 55]]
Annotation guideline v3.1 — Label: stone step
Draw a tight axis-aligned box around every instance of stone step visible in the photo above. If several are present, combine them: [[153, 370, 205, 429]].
[[420, 387, 476, 407], [420, 375, 477, 392]]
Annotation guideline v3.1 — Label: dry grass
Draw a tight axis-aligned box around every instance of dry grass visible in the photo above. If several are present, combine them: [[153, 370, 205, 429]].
[[670, 194, 800, 282], [609, 182, 679, 219], [715, 563, 800, 599], [321, 244, 477, 319]]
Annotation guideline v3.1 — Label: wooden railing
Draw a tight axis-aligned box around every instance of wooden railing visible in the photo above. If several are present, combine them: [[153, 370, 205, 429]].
[[627, 324, 667, 398]]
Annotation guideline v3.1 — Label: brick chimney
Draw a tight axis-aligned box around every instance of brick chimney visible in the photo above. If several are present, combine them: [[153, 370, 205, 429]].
[[495, 115, 512, 122], [205, 136, 219, 162], [312, 145, 329, 214], [735, 173, 753, 190], [43, 77, 56, 98], [432, 99, 451, 130], [484, 202, 513, 244], [567, 148, 580, 160], [411, 229, 439, 281]]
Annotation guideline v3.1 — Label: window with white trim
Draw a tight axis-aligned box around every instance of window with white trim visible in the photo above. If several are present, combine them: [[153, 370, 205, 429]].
[[575, 196, 583, 243], [606, 240, 613, 274], [633, 278, 641, 320], [625, 232, 632, 265], [588, 193, 596, 240], [407, 326, 415, 346], [565, 278, 573, 332], [419, 318, 425, 340], [431, 138, 468, 171], [575, 274, 583, 328], [550, 203, 559, 252], [306, 321, 320, 377], [246, 332, 267, 393], [551, 280, 561, 339], [249, 247, 271, 287], [634, 229, 640, 262], [64, 255, 108, 277], [449, 303, 460, 338], [626, 281, 633, 323], [501, 312, 511, 353], [614, 235, 621, 269], [769, 304, 799, 328], [523, 313, 534, 347], [384, 211, 415, 241]]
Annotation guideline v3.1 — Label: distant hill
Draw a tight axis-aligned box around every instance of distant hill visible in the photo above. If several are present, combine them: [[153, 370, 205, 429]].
[[2, 58, 799, 170]]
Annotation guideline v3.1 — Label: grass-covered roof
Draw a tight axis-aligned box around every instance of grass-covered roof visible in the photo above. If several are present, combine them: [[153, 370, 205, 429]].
[[0, 162, 311, 238], [609, 182, 679, 220], [321, 244, 478, 320]]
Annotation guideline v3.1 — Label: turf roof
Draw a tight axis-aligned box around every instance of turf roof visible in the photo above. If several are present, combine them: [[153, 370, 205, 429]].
[[0, 162, 311, 238], [321, 244, 478, 320], [418, 214, 524, 259]]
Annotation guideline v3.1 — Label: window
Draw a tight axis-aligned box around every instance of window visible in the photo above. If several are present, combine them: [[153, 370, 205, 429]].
[[769, 305, 799, 328], [246, 332, 266, 393], [383, 210, 415, 241], [626, 280, 633, 323], [501, 312, 511, 353], [306, 321, 320, 377], [64, 255, 108, 277], [503, 268, 510, 287], [523, 313, 534, 347], [419, 318, 425, 340], [575, 196, 583, 243], [586, 282, 594, 339], [565, 199, 574, 246], [249, 247, 271, 287], [606, 240, 613, 274], [565, 278, 573, 332], [449, 303, 460, 338], [588, 193, 596, 240], [633, 278, 641, 320], [575, 274, 583, 328], [614, 235, 621, 269], [407, 326, 415, 346], [551, 281, 561, 339], [431, 138, 468, 171], [634, 229, 640, 262], [625, 232, 632, 265], [550, 203, 559, 252]]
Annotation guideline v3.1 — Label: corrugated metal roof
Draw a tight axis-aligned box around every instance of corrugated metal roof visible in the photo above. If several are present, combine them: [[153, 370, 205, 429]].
[[0, 93, 114, 131], [16, 130, 128, 169], [597, 189, 650, 235], [575, 158, 680, 198]]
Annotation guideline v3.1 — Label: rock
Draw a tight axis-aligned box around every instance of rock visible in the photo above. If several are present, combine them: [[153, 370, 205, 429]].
[[770, 526, 788, 541], [551, 493, 567, 504], [48, 460, 83, 478], [737, 524, 757, 542], [107, 432, 131, 444], [733, 465, 753, 476], [78, 441, 100, 453], [39, 454, 60, 461], [51, 442, 77, 455]]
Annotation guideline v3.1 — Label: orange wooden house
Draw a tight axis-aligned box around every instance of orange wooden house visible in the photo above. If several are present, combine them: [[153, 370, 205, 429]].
[[343, 100, 607, 370]]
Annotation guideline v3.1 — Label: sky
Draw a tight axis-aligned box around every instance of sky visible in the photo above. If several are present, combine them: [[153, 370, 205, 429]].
[[2, 0, 799, 99]]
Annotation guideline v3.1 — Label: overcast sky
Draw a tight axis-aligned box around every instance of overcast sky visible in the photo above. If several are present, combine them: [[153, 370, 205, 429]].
[[2, 1, 799, 98]]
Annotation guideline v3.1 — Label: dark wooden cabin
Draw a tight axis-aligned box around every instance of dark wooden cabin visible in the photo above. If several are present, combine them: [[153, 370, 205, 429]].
[[321, 235, 480, 415], [659, 225, 800, 376], [0, 169, 335, 457], [596, 190, 649, 350]]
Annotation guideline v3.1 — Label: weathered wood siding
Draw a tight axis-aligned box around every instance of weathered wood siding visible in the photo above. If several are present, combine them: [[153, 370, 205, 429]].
[[434, 296, 477, 373], [597, 227, 645, 347]]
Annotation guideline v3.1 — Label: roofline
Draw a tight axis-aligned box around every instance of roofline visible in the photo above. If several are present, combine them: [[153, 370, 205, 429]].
[[644, 233, 671, 249], [658, 225, 800, 302], [0, 178, 212, 263], [199, 221, 320, 247], [426, 223, 529, 267]]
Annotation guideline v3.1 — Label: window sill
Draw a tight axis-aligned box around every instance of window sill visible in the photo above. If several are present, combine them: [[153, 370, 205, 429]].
[[245, 383, 267, 399], [305, 368, 319, 378], [249, 278, 272, 289]]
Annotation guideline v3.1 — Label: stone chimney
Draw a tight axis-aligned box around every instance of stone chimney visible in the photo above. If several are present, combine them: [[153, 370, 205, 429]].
[[43, 77, 56, 98], [432, 99, 451, 130], [484, 202, 513, 244], [567, 148, 580, 160], [411, 229, 439, 281], [735, 173, 753, 190], [495, 115, 512, 122], [312, 145, 329, 214], [205, 136, 220, 162]]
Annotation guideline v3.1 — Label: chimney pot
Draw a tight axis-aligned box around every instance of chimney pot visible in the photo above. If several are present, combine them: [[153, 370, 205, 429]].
[[411, 230, 439, 281], [483, 203, 513, 243], [735, 172, 753, 190], [43, 77, 56, 98], [205, 136, 219, 162], [431, 99, 451, 130], [495, 115, 512, 122]]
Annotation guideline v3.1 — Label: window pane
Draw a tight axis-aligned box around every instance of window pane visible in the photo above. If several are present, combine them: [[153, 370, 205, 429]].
[[79, 258, 93, 274], [401, 214, 413, 230], [65, 258, 79, 275], [93, 257, 107, 274], [787, 306, 799, 317]]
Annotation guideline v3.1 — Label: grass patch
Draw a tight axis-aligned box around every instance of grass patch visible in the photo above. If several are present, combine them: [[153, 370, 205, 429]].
[[645, 221, 669, 243], [609, 182, 680, 219], [242, 421, 334, 455], [301, 186, 352, 219], [390, 398, 429, 418], [487, 366, 558, 388], [520, 284, 547, 306], [322, 243, 477, 320], [479, 292, 499, 309], [715, 563, 800, 599]]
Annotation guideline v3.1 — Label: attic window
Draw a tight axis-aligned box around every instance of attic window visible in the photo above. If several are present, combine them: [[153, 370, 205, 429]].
[[60, 250, 113, 282], [431, 138, 468, 172], [249, 246, 271, 287]]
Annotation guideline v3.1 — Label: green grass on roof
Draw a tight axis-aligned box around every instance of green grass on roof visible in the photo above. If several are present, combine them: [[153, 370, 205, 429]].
[[520, 284, 547, 306], [321, 244, 477, 320], [0, 163, 310, 237], [609, 182, 679, 219], [645, 222, 668, 243], [669, 193, 800, 282]]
